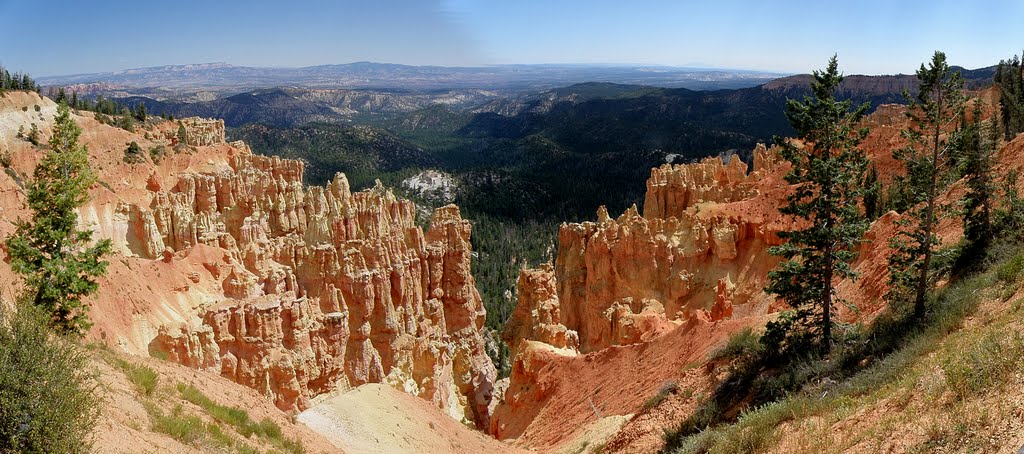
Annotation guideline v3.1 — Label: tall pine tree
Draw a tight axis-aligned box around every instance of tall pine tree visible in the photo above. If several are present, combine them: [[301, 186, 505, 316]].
[[5, 102, 112, 334], [889, 51, 966, 318], [994, 54, 1024, 140], [764, 55, 870, 356]]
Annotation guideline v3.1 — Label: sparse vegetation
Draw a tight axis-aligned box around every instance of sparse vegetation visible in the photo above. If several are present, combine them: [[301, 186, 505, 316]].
[[941, 330, 1024, 399], [665, 238, 1020, 453], [144, 402, 204, 445]]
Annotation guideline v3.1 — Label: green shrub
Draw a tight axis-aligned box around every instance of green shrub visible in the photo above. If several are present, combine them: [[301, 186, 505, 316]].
[[123, 141, 145, 164], [145, 403, 203, 445], [0, 301, 98, 452], [148, 145, 168, 164], [710, 327, 761, 361], [116, 113, 135, 132]]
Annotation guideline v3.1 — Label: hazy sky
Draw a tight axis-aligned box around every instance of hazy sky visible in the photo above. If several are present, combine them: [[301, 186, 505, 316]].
[[2, 0, 1022, 76]]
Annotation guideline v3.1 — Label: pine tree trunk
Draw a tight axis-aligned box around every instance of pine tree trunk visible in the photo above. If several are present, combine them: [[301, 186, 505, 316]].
[[823, 243, 833, 355]]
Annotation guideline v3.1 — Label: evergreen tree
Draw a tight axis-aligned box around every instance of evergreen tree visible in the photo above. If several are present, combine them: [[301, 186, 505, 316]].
[[961, 102, 996, 247], [5, 102, 112, 334], [994, 54, 1024, 139], [134, 102, 147, 122], [176, 121, 188, 146], [996, 170, 1024, 236], [888, 51, 966, 318], [763, 55, 870, 356], [26, 124, 40, 146], [116, 107, 134, 132], [54, 87, 67, 105]]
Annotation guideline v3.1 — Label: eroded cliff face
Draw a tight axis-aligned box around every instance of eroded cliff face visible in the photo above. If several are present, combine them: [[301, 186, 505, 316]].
[[140, 150, 495, 424]]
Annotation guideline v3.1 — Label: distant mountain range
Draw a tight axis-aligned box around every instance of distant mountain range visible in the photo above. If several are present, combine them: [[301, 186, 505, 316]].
[[49, 60, 1000, 222], [37, 62, 788, 94]]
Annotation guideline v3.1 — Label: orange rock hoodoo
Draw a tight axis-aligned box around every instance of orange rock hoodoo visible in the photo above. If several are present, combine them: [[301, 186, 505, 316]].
[[505, 145, 787, 355]]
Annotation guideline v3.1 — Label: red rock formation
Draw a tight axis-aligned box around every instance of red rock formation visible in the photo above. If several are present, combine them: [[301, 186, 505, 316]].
[[132, 148, 496, 425], [502, 265, 579, 358]]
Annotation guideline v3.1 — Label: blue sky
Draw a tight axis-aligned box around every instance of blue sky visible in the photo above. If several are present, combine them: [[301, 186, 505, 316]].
[[2, 0, 1022, 76]]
